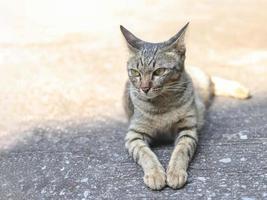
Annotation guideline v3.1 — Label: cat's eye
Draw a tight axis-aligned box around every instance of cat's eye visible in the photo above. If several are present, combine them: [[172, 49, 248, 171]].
[[153, 68, 166, 76], [130, 69, 140, 77]]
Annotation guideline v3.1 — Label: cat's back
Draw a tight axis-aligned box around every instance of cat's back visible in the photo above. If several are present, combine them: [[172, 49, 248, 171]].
[[186, 66, 214, 106]]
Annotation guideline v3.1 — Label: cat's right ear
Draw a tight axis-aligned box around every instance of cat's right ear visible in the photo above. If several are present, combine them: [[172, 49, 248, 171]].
[[120, 25, 144, 53], [161, 22, 189, 54]]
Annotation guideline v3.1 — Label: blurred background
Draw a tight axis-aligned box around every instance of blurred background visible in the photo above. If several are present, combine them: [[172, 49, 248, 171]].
[[0, 0, 267, 149]]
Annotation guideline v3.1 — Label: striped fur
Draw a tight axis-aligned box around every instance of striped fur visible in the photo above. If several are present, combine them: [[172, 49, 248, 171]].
[[120, 23, 250, 190]]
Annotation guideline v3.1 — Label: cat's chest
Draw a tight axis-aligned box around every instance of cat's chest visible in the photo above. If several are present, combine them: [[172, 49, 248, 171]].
[[130, 107, 187, 137], [148, 109, 182, 126]]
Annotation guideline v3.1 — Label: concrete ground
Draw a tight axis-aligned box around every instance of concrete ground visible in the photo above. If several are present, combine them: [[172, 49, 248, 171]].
[[0, 93, 266, 199], [0, 0, 267, 199]]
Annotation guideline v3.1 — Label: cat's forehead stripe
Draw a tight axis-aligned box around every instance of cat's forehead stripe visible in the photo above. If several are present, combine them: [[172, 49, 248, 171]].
[[148, 47, 158, 66], [139, 57, 143, 66], [141, 45, 158, 67]]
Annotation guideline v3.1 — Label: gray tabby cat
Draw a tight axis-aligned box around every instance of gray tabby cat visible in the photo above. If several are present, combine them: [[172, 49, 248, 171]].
[[120, 23, 250, 190]]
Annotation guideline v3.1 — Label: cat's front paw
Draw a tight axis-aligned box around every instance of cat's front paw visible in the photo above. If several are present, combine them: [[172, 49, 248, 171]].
[[167, 168, 188, 189], [143, 168, 166, 190]]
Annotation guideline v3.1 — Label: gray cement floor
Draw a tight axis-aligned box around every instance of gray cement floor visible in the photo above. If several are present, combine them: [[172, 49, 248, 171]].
[[0, 94, 266, 200], [1, 1, 267, 199]]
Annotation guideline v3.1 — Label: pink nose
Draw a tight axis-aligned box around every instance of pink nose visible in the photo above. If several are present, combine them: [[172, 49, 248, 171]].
[[141, 87, 150, 93]]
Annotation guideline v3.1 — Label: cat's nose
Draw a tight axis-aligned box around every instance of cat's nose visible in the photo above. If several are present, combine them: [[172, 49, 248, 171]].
[[141, 87, 150, 93]]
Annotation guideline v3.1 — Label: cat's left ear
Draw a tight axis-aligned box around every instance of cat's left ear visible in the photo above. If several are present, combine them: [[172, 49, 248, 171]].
[[161, 22, 189, 54], [120, 25, 145, 53]]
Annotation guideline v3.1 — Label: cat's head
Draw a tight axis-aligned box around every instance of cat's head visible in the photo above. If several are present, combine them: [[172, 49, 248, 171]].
[[120, 23, 189, 99]]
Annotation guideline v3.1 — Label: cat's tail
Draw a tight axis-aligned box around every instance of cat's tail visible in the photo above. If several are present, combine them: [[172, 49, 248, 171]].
[[211, 76, 251, 99], [187, 66, 251, 107]]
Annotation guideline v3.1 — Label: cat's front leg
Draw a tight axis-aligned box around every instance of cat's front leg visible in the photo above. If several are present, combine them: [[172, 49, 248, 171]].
[[167, 127, 198, 189], [125, 129, 166, 190]]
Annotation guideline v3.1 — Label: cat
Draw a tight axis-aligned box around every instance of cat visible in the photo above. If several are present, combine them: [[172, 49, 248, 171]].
[[120, 23, 250, 190]]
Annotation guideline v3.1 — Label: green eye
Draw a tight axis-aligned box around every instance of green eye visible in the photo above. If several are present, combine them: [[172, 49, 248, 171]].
[[130, 69, 140, 77], [153, 68, 166, 76]]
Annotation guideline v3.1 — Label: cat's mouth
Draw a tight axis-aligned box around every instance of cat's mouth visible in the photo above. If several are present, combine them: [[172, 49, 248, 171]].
[[153, 87, 162, 92], [138, 87, 163, 99]]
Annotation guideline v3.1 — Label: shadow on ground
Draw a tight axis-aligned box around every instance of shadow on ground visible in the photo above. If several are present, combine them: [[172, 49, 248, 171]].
[[0, 94, 266, 200]]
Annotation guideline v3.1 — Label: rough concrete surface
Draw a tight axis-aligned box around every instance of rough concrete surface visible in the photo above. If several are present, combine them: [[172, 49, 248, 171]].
[[0, 0, 267, 199], [0, 95, 267, 200]]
